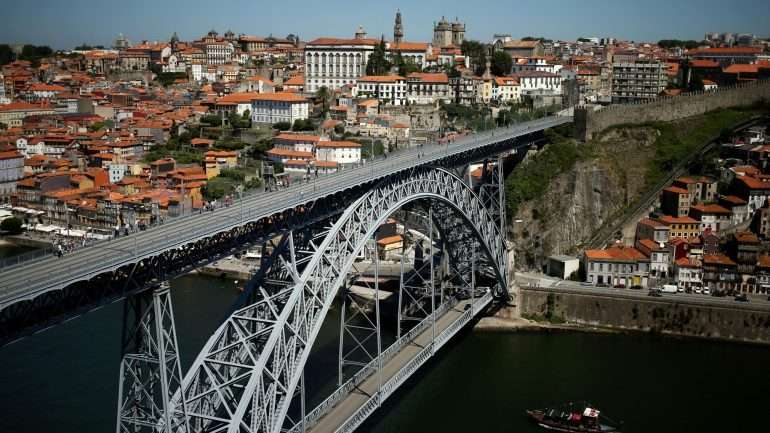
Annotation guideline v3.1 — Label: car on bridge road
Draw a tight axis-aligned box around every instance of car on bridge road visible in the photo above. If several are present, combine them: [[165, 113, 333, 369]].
[[735, 293, 750, 302], [648, 289, 663, 297]]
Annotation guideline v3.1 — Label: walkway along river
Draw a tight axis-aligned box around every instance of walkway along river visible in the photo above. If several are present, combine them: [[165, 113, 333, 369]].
[[0, 271, 770, 433]]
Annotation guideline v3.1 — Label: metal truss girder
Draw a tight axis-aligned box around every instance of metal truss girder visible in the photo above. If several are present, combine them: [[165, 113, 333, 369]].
[[174, 167, 508, 433]]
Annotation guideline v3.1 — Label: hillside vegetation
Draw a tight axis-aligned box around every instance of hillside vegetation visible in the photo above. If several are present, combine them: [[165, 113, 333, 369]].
[[506, 104, 769, 270]]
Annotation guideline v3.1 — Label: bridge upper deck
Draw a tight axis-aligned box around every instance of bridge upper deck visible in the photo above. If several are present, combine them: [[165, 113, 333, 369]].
[[0, 116, 570, 306]]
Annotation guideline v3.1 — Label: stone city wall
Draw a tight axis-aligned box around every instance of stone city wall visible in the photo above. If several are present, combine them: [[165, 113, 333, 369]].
[[575, 79, 770, 141]]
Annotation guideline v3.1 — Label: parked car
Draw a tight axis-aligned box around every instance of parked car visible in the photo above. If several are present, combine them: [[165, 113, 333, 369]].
[[702, 287, 711, 296], [735, 293, 750, 302], [613, 284, 626, 289], [677, 286, 685, 293], [630, 285, 643, 290], [580, 282, 593, 287], [661, 284, 678, 294], [694, 287, 703, 294]]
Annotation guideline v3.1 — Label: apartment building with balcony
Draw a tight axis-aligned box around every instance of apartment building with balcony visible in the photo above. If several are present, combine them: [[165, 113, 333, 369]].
[[611, 60, 667, 103]]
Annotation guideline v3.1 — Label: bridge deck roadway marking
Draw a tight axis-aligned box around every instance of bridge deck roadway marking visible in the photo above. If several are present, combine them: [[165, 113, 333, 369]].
[[308, 298, 474, 433]]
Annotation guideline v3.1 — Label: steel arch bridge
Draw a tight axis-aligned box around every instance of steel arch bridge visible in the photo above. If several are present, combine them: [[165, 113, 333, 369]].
[[144, 166, 510, 433]]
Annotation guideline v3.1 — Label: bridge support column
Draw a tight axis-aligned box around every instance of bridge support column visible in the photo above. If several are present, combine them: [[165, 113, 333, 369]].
[[396, 208, 436, 341], [116, 282, 188, 433], [338, 237, 382, 388]]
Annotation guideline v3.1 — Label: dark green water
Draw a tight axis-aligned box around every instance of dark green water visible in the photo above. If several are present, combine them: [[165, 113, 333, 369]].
[[1, 270, 769, 433], [0, 241, 36, 259]]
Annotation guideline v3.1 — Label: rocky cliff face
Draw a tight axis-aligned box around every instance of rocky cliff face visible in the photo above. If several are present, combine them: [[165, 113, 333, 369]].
[[512, 127, 659, 271]]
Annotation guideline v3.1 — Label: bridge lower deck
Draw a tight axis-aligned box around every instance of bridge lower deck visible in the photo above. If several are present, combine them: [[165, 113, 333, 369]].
[[305, 294, 491, 433]]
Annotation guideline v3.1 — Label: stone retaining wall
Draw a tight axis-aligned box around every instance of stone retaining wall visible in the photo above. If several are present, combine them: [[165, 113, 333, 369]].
[[520, 288, 770, 344]]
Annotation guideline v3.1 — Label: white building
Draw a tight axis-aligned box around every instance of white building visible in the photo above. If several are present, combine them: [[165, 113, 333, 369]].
[[513, 71, 562, 96], [273, 133, 324, 154], [356, 75, 407, 106], [205, 41, 235, 65], [162, 54, 187, 74], [584, 245, 650, 288], [637, 239, 671, 281], [0, 150, 24, 202], [315, 141, 362, 166], [107, 163, 128, 184], [492, 76, 521, 103], [304, 33, 378, 93], [406, 72, 451, 104], [511, 57, 562, 75], [251, 93, 310, 125], [675, 258, 703, 290]]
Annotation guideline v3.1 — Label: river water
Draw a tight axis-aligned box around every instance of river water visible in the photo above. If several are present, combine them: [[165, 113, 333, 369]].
[[1, 269, 770, 433]]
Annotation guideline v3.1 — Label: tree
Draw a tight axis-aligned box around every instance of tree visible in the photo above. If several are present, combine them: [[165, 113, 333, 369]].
[[315, 86, 331, 116], [366, 38, 392, 76], [274, 121, 291, 131], [658, 39, 700, 50], [392, 52, 421, 76], [1, 217, 23, 235], [0, 44, 13, 65], [689, 73, 705, 92], [491, 51, 512, 76], [292, 119, 315, 131], [461, 40, 487, 76]]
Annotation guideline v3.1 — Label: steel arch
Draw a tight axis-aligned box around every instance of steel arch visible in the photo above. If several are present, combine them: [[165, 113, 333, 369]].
[[173, 167, 508, 433]]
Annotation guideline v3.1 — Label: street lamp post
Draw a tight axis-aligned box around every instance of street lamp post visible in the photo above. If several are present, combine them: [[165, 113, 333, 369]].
[[236, 184, 244, 225]]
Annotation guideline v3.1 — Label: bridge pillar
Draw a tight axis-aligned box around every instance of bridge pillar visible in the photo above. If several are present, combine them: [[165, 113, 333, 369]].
[[115, 282, 188, 433], [338, 236, 382, 388]]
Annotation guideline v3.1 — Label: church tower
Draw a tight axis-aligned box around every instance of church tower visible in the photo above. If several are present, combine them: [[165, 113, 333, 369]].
[[394, 10, 404, 44]]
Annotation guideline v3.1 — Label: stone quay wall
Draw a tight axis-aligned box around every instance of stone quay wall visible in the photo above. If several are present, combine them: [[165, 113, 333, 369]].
[[519, 287, 770, 345], [575, 79, 770, 141]]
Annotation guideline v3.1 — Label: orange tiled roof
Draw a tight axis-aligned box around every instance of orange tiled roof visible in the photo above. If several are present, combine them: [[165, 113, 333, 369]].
[[585, 245, 647, 262], [724, 64, 760, 74], [407, 72, 449, 84], [657, 215, 699, 225], [691, 47, 762, 55], [663, 186, 689, 195], [757, 255, 770, 269], [675, 257, 702, 268], [358, 75, 406, 83], [316, 140, 361, 148], [377, 235, 403, 246], [737, 175, 770, 190], [251, 92, 308, 103], [638, 238, 668, 253], [720, 195, 747, 205], [307, 37, 379, 46], [638, 218, 668, 229], [389, 42, 429, 51], [735, 231, 759, 244], [267, 148, 314, 159], [283, 75, 305, 86], [275, 133, 322, 142], [690, 203, 731, 214], [217, 92, 263, 104], [702, 254, 737, 266]]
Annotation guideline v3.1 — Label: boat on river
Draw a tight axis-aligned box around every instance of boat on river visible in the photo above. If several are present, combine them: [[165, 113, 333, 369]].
[[526, 402, 621, 432]]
